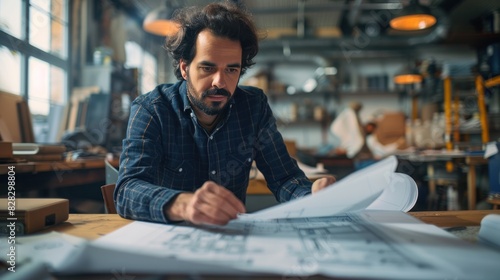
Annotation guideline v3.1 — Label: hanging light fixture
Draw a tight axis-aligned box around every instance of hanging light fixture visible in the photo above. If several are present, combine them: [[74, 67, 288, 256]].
[[390, 0, 436, 31], [394, 72, 423, 84], [394, 61, 423, 85], [143, 1, 180, 36]]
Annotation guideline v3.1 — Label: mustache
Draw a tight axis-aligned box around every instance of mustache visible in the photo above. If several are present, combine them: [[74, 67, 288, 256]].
[[202, 88, 230, 98]]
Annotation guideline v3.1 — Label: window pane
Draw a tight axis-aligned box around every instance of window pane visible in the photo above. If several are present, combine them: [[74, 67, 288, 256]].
[[142, 52, 157, 94], [28, 99, 50, 118], [51, 0, 66, 21], [0, 46, 21, 94], [31, 0, 50, 13], [0, 0, 22, 38], [51, 19, 66, 57], [28, 57, 50, 115], [30, 6, 50, 52], [125, 41, 143, 68], [29, 99, 50, 142], [50, 65, 65, 104]]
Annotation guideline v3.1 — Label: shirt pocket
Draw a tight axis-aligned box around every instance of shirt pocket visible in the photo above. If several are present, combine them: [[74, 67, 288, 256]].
[[162, 158, 196, 191], [219, 152, 254, 187]]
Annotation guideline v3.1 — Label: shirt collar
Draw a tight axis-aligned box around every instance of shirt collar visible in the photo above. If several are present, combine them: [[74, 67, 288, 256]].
[[180, 81, 192, 113]]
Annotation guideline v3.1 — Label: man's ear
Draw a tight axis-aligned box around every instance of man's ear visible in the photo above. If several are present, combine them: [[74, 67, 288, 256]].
[[180, 59, 188, 79]]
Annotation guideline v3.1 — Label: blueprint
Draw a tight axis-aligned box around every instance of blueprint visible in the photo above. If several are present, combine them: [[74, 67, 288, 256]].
[[4, 211, 500, 278], [88, 211, 500, 279]]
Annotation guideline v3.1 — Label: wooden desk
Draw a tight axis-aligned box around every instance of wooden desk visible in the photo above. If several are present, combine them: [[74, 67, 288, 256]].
[[0, 159, 106, 194], [46, 210, 500, 240], [41, 214, 133, 239], [248, 178, 273, 195]]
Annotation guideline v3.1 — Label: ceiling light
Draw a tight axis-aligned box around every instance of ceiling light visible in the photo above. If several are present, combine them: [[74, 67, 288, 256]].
[[390, 0, 436, 31], [315, 67, 337, 76], [303, 78, 318, 92], [143, 2, 180, 36], [394, 74, 423, 84], [324, 67, 337, 75], [394, 62, 423, 85]]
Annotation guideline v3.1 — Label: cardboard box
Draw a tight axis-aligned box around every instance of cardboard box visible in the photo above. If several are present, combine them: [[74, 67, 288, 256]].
[[0, 198, 69, 235], [374, 112, 406, 146]]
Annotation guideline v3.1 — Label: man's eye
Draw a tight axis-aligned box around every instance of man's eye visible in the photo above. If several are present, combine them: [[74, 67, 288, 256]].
[[227, 68, 240, 73], [201, 66, 214, 72]]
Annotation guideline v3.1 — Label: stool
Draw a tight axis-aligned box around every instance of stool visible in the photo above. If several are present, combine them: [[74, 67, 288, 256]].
[[487, 198, 500, 210]]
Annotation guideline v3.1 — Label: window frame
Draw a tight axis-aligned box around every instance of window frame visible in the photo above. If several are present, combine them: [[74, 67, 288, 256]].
[[0, 0, 71, 142]]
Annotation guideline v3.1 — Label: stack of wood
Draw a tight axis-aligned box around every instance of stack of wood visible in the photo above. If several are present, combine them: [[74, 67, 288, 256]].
[[0, 142, 67, 163], [13, 143, 67, 162]]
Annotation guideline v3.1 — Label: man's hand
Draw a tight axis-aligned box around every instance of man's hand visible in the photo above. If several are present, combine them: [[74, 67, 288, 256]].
[[311, 175, 336, 194], [165, 181, 246, 225]]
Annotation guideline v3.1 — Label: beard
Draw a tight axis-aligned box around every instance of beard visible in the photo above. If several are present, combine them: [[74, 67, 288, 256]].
[[186, 76, 232, 116]]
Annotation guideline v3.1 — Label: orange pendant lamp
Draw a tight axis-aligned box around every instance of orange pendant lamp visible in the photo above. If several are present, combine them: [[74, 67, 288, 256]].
[[394, 73, 423, 84], [390, 0, 437, 31], [143, 1, 180, 36], [394, 61, 423, 85]]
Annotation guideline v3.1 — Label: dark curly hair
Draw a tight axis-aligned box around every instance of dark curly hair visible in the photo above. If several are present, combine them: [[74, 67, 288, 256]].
[[164, 1, 259, 80]]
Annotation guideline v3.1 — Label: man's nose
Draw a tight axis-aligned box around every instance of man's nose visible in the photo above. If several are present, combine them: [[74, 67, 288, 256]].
[[212, 71, 226, 89]]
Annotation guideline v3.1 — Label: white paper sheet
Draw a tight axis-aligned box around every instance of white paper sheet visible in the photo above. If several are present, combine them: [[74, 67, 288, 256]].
[[240, 156, 417, 220]]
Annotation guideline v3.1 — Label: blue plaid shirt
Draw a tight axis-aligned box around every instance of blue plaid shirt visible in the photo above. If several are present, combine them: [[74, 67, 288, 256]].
[[115, 81, 312, 223]]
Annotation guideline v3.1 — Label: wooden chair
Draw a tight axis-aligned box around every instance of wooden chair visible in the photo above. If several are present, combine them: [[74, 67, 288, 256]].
[[101, 183, 117, 214]]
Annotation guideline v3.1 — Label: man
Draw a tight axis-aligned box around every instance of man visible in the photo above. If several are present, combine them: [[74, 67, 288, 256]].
[[115, 2, 335, 226]]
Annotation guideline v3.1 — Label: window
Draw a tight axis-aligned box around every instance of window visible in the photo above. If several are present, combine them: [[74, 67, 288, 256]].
[[0, 0, 69, 143], [0, 46, 22, 94], [125, 40, 158, 94], [141, 51, 157, 94]]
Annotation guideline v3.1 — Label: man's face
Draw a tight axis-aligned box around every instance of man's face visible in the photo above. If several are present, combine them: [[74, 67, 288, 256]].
[[180, 29, 242, 116]]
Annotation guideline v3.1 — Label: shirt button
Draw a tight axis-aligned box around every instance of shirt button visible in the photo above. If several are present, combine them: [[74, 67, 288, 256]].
[[247, 158, 252, 162], [178, 168, 183, 172], [211, 170, 216, 175], [209, 136, 213, 140]]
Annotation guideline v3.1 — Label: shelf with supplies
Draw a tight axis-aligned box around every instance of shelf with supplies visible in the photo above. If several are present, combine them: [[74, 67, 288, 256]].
[[440, 74, 500, 148]]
